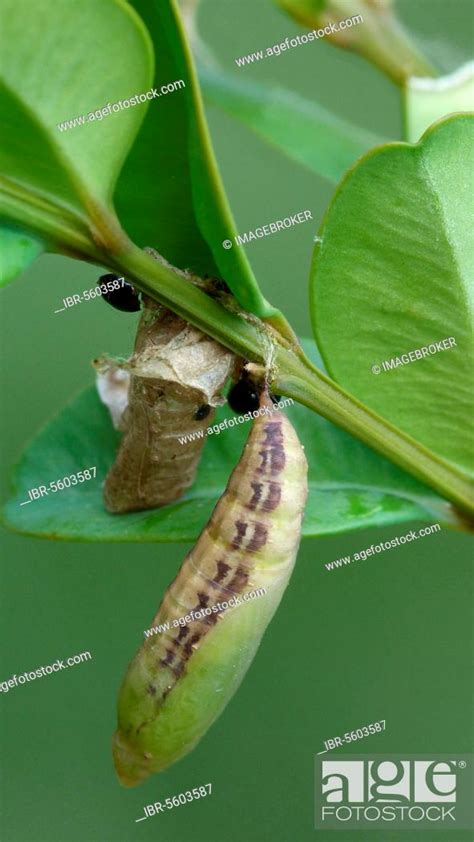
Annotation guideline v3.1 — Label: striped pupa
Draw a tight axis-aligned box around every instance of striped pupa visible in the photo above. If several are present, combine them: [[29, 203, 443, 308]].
[[96, 295, 235, 513], [112, 393, 308, 786]]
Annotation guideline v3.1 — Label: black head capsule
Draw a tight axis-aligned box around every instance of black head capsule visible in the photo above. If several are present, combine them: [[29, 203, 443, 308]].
[[98, 274, 141, 312], [194, 404, 211, 421], [227, 379, 261, 414]]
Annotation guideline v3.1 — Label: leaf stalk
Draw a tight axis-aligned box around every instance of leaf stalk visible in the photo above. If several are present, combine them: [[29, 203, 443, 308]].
[[116, 240, 474, 518]]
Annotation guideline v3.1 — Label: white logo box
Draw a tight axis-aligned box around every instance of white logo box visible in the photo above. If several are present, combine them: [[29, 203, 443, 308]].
[[314, 755, 473, 830]]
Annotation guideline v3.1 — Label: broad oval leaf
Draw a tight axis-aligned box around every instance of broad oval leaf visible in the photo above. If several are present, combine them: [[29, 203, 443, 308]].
[[0, 225, 43, 288], [121, 0, 277, 318], [310, 115, 474, 476], [0, 0, 153, 233], [2, 339, 454, 543]]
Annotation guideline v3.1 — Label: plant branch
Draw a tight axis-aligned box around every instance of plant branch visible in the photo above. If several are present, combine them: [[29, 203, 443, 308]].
[[112, 240, 473, 518], [0, 178, 106, 262], [275, 355, 473, 516], [1, 189, 471, 517]]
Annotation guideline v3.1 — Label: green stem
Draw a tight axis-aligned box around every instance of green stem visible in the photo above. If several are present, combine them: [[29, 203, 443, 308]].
[[115, 241, 473, 518], [0, 178, 108, 263], [2, 190, 472, 517], [276, 355, 473, 515]]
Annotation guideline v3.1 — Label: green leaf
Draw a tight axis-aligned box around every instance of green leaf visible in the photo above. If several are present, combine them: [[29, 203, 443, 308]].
[[0, 0, 153, 249], [0, 225, 43, 288], [2, 340, 454, 544], [115, 0, 218, 276], [200, 65, 385, 184], [310, 114, 474, 477], [122, 0, 278, 318], [404, 61, 474, 142], [0, 0, 285, 327]]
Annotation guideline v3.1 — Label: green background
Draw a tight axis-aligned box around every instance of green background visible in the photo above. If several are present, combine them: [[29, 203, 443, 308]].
[[0, 1, 472, 840]]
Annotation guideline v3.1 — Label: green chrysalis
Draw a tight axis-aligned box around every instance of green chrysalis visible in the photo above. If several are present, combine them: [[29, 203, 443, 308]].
[[112, 395, 308, 786]]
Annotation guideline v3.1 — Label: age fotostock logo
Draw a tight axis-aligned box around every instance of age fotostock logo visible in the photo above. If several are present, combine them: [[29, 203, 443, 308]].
[[314, 755, 473, 830]]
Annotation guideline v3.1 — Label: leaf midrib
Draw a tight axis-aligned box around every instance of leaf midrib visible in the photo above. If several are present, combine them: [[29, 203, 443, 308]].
[[418, 144, 472, 322]]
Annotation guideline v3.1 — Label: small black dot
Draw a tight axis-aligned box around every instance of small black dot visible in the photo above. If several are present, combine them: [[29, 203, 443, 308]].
[[194, 404, 211, 421], [228, 380, 261, 414], [97, 274, 141, 312]]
